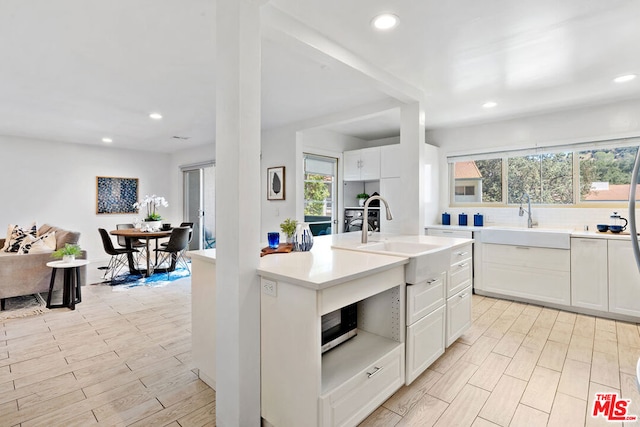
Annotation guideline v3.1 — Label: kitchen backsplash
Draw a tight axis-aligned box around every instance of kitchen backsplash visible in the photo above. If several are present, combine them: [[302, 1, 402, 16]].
[[438, 207, 640, 231]]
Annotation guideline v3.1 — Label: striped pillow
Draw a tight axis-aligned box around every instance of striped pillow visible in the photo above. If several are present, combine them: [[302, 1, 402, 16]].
[[17, 232, 56, 254]]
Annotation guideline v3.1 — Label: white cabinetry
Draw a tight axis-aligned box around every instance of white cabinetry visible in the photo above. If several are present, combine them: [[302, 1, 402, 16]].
[[261, 266, 405, 427], [344, 147, 381, 181], [405, 272, 445, 384], [426, 228, 473, 239], [482, 243, 570, 305], [571, 238, 608, 311], [608, 239, 640, 317], [380, 144, 402, 178], [447, 287, 472, 347], [446, 243, 472, 346]]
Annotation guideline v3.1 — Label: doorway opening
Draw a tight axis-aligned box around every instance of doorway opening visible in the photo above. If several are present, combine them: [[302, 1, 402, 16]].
[[303, 153, 337, 236], [182, 162, 215, 250]]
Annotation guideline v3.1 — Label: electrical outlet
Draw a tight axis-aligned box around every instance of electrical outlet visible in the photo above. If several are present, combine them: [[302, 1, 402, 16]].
[[262, 279, 277, 297]]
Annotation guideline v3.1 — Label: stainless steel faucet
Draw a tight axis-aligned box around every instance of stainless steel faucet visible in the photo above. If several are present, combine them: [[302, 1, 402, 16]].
[[519, 193, 533, 228], [362, 196, 393, 243]]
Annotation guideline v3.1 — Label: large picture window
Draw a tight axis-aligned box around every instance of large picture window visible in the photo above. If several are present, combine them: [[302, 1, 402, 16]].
[[449, 140, 639, 206]]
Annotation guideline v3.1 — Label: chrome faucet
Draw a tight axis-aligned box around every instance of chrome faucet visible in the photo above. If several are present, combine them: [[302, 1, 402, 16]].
[[519, 193, 533, 228], [362, 196, 393, 243]]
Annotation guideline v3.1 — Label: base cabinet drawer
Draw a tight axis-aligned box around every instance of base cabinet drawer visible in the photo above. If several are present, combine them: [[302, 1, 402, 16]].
[[449, 261, 471, 297], [406, 272, 445, 325], [406, 305, 445, 385], [446, 286, 472, 347], [427, 229, 473, 239], [320, 345, 404, 427]]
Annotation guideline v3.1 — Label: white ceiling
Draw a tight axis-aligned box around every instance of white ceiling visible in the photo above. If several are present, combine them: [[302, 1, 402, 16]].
[[1, 1, 639, 152]]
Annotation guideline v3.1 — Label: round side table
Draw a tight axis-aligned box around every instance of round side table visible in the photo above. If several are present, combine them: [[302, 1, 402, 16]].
[[46, 259, 90, 310]]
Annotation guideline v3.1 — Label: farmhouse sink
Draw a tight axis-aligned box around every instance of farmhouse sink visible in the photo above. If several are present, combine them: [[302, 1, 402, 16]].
[[481, 226, 572, 249], [334, 238, 451, 284]]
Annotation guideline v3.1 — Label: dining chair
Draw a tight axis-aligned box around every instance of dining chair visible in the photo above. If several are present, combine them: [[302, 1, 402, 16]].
[[154, 226, 191, 278], [204, 227, 216, 249], [98, 228, 139, 280], [161, 222, 193, 248]]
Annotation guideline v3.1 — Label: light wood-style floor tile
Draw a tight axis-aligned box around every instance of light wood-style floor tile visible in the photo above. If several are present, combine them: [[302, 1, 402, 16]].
[[383, 368, 442, 416], [433, 384, 490, 427], [395, 394, 448, 427], [493, 331, 526, 358], [616, 322, 640, 348], [567, 334, 594, 364], [504, 345, 541, 381], [548, 320, 574, 344], [520, 366, 561, 413], [585, 382, 622, 427], [558, 358, 591, 400], [461, 336, 500, 366], [590, 350, 620, 389], [428, 360, 479, 403], [478, 374, 527, 426], [537, 340, 568, 372], [359, 406, 402, 427], [509, 404, 549, 427], [429, 342, 471, 374], [468, 353, 512, 392], [547, 392, 587, 427]]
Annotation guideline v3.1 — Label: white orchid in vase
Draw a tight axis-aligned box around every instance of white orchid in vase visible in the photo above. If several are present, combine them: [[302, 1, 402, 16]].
[[133, 194, 169, 221]]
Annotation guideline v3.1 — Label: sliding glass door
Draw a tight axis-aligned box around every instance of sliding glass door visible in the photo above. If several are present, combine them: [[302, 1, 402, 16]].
[[303, 154, 337, 236], [182, 163, 215, 250]]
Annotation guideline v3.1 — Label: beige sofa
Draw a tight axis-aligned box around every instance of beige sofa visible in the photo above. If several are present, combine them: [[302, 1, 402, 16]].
[[0, 224, 87, 310]]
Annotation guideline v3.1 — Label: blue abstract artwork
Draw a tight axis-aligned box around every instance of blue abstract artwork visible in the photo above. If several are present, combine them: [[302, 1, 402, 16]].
[[96, 176, 139, 214]]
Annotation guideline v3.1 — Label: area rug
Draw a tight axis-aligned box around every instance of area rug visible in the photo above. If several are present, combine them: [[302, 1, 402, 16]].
[[92, 266, 191, 290], [0, 293, 48, 321]]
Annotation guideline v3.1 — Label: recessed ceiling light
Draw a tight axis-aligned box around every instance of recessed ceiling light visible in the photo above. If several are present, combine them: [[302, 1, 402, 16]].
[[372, 13, 399, 31], [613, 74, 636, 83], [102, 137, 113, 143], [482, 101, 497, 109], [149, 112, 163, 120]]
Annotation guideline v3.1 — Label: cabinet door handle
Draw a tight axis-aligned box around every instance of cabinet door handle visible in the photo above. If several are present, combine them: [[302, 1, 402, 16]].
[[441, 231, 453, 234], [459, 293, 468, 298], [367, 366, 383, 378], [515, 246, 530, 250], [458, 263, 468, 268], [456, 251, 468, 256], [427, 278, 438, 284]]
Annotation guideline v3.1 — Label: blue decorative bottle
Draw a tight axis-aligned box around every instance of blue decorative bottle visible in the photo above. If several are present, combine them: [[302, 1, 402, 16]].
[[458, 213, 468, 226], [442, 212, 451, 225]]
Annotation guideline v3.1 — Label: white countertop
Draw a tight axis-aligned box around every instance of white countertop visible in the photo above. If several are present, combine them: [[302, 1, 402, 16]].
[[257, 234, 409, 290], [427, 224, 640, 241], [188, 249, 217, 263], [190, 232, 475, 290]]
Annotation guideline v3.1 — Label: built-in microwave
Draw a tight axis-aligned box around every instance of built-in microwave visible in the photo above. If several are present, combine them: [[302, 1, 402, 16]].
[[321, 302, 358, 353]]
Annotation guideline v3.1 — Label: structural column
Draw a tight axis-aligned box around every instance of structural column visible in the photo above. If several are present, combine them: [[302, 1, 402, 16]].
[[400, 102, 427, 234], [215, 0, 262, 425]]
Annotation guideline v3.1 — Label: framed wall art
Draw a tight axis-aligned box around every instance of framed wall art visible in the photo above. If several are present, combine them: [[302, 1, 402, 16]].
[[267, 166, 285, 200], [96, 176, 139, 214]]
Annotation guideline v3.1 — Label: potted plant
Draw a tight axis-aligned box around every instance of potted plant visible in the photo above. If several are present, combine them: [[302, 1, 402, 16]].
[[52, 243, 82, 262], [356, 192, 369, 207], [133, 194, 169, 230], [280, 218, 298, 243]]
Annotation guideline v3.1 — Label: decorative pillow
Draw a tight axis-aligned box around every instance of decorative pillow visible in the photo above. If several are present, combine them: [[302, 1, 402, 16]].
[[4, 222, 37, 252], [17, 232, 56, 254], [0, 224, 13, 251]]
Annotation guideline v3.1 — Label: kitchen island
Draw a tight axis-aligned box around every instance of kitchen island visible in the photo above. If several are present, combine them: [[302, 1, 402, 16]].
[[190, 232, 473, 427]]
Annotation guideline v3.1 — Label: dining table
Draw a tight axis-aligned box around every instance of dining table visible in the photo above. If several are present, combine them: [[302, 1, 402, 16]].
[[110, 228, 173, 276]]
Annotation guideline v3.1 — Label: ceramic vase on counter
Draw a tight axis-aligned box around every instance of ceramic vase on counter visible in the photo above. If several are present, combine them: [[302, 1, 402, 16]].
[[293, 223, 314, 251]]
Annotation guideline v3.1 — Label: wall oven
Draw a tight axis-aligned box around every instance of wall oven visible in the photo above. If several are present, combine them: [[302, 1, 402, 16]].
[[321, 302, 357, 353]]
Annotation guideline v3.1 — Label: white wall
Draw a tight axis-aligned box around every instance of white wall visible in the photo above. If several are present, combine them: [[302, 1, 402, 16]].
[[0, 136, 176, 268], [427, 98, 640, 228]]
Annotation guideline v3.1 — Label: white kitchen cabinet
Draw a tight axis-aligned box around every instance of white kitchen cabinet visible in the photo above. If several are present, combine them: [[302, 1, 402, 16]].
[[608, 239, 640, 317], [261, 266, 405, 427], [343, 147, 381, 181], [406, 272, 445, 325], [482, 243, 570, 305], [406, 306, 445, 384], [571, 237, 608, 311], [380, 144, 402, 178], [426, 228, 473, 239], [446, 286, 472, 346], [449, 243, 472, 297]]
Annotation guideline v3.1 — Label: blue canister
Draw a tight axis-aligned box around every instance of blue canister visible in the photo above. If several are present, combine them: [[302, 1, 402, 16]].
[[442, 212, 451, 225], [474, 213, 484, 227], [458, 213, 468, 226]]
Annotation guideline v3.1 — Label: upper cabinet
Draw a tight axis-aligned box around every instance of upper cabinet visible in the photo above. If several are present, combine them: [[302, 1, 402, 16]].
[[344, 147, 381, 181], [380, 144, 401, 179]]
